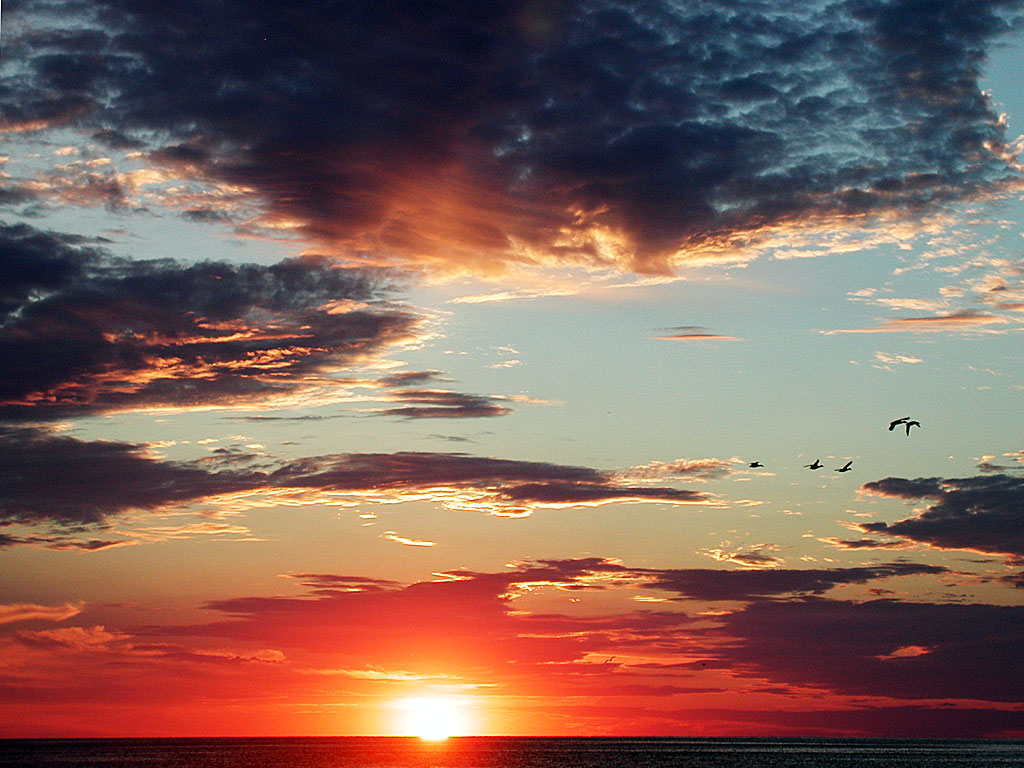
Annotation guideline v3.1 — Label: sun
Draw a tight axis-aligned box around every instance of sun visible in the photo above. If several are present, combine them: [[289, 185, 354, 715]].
[[397, 696, 471, 741]]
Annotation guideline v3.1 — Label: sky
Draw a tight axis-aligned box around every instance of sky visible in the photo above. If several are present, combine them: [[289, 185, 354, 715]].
[[2, 0, 1024, 740]]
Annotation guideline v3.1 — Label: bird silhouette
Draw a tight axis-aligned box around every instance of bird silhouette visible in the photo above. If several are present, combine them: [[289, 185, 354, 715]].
[[889, 417, 910, 431], [805, 459, 823, 470], [748, 461, 764, 468], [904, 420, 920, 435], [835, 460, 853, 472]]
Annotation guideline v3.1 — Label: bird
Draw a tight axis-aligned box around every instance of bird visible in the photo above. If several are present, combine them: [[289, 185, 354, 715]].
[[888, 417, 910, 431], [904, 420, 920, 436], [805, 459, 823, 470], [835, 460, 853, 472], [748, 461, 764, 468]]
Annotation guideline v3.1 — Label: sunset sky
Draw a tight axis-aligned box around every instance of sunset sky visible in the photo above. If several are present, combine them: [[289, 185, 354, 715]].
[[3, 0, 1024, 739]]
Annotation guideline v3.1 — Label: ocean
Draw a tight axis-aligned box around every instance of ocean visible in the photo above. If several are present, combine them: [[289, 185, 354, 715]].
[[1, 737, 1023, 768]]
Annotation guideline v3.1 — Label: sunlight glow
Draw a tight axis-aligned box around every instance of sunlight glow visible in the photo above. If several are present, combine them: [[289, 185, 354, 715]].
[[397, 696, 472, 741]]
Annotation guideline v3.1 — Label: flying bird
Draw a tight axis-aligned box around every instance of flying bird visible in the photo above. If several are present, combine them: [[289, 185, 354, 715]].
[[835, 460, 853, 472], [805, 459, 823, 470], [748, 461, 764, 468], [889, 417, 910, 431], [904, 420, 920, 435]]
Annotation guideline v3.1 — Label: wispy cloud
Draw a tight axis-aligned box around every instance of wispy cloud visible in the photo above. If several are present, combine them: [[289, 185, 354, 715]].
[[827, 311, 1011, 334], [651, 326, 741, 342], [0, 602, 83, 625], [872, 351, 924, 370], [382, 531, 436, 548]]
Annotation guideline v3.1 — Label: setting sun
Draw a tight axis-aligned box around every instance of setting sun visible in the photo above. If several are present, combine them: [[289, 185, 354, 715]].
[[397, 696, 472, 741]]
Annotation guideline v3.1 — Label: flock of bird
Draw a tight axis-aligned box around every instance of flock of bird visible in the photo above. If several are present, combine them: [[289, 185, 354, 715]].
[[747, 416, 920, 473]]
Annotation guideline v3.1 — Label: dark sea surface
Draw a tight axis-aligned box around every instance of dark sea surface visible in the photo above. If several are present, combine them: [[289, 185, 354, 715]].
[[2, 738, 1023, 768]]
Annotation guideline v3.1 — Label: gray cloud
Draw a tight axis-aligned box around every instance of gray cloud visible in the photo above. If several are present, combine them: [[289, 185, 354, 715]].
[[0, 430, 714, 530], [375, 389, 513, 419], [0, 223, 526, 421], [860, 473, 1024, 560], [0, 427, 258, 526], [5, 0, 1021, 274], [716, 597, 1024, 702], [645, 563, 946, 601], [0, 223, 424, 420]]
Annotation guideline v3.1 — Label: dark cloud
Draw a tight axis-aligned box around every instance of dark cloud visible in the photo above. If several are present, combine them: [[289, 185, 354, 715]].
[[376, 389, 512, 419], [0, 223, 521, 421], [0, 533, 131, 551], [0, 186, 38, 207], [0, 222, 102, 322], [180, 208, 233, 224], [7, 0, 1021, 273], [644, 563, 946, 601], [286, 573, 401, 594], [91, 128, 145, 149], [0, 431, 713, 528], [378, 370, 444, 387], [0, 93, 94, 133], [715, 597, 1024, 702], [819, 536, 911, 550], [860, 473, 1024, 559], [0, 427, 257, 526], [264, 452, 711, 514], [0, 223, 423, 420], [453, 557, 947, 602], [371, 373, 513, 418]]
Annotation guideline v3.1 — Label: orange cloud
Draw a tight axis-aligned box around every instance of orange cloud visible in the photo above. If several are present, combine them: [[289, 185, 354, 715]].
[[826, 311, 1011, 334]]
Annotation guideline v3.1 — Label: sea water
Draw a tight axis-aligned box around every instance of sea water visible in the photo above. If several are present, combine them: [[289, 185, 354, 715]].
[[1, 737, 1022, 768]]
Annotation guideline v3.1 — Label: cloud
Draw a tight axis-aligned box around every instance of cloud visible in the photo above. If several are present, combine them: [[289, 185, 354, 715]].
[[644, 563, 945, 601], [6, 0, 1022, 275], [859, 473, 1024, 560], [0, 222, 102, 321], [651, 326, 741, 342], [702, 547, 786, 568], [818, 536, 912, 551], [0, 602, 83, 625], [619, 458, 735, 482], [0, 427, 259, 526], [827, 310, 1011, 334], [263, 452, 714, 517], [872, 351, 923, 370], [0, 223, 427, 420], [0, 429, 714, 528], [715, 597, 1024, 702], [373, 389, 513, 419], [382, 531, 436, 548], [16, 625, 125, 652], [0, 224, 525, 422], [0, 533, 133, 551]]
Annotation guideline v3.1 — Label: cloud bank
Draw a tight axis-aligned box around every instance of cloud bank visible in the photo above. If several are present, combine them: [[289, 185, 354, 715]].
[[860, 473, 1024, 560], [0, 223, 516, 421], [0, 429, 713, 531], [5, 0, 1021, 274]]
